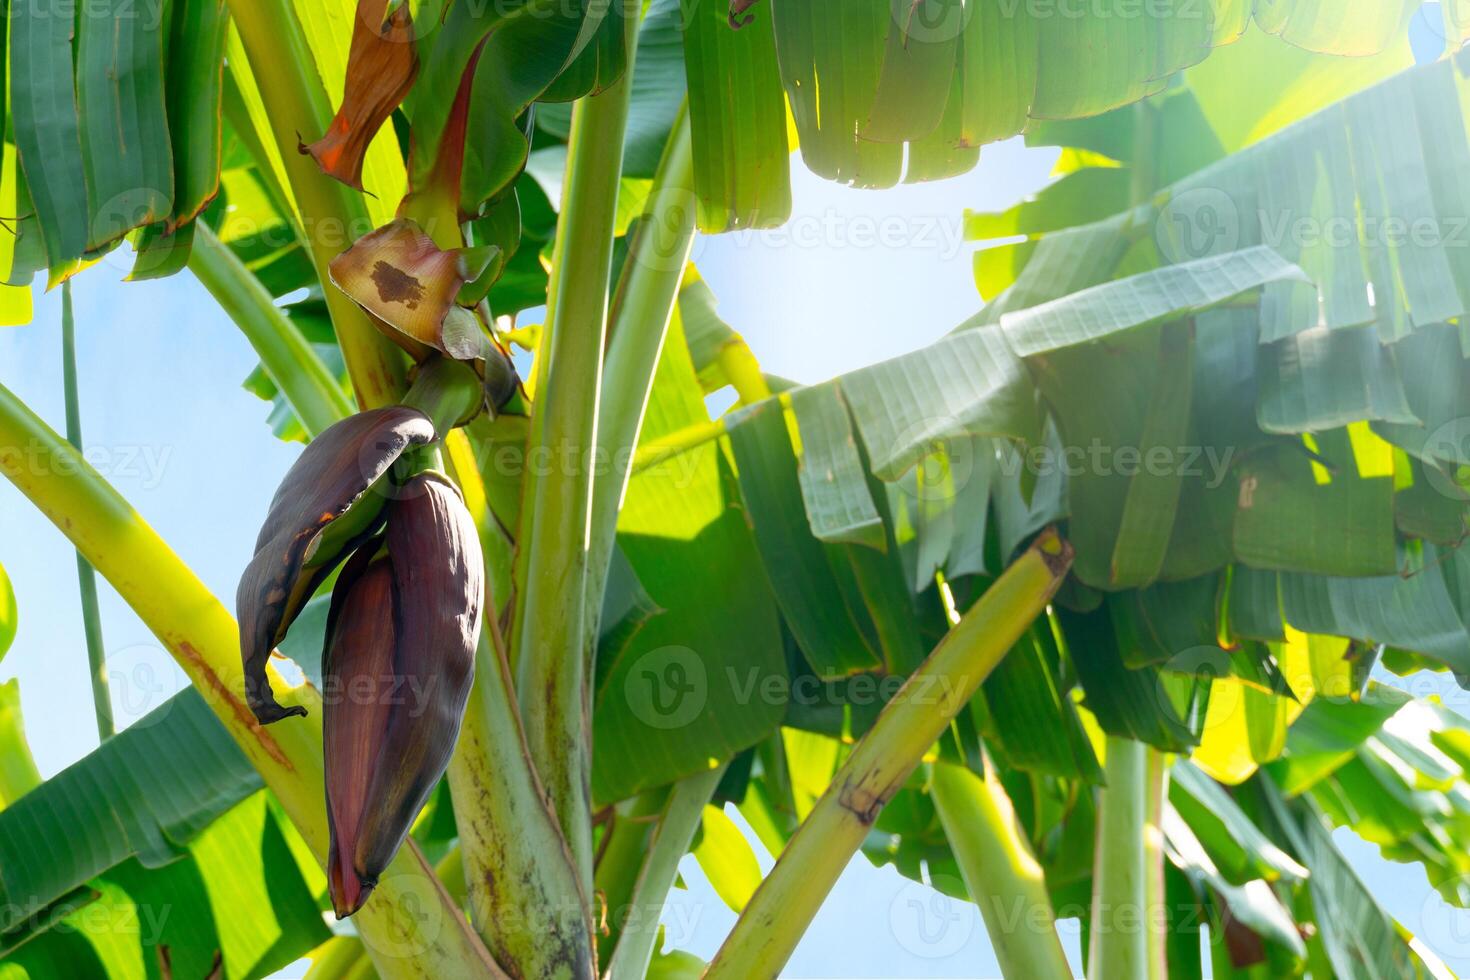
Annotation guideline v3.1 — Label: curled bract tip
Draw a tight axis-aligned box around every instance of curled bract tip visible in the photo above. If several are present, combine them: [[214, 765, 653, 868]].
[[303, 0, 417, 191], [236, 406, 435, 725]]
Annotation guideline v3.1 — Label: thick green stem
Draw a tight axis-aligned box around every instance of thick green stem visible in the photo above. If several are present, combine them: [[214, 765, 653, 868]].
[[1086, 95, 1169, 980], [400, 356, 483, 436], [1144, 749, 1170, 980], [436, 435, 594, 979], [223, 0, 407, 409], [445, 627, 594, 980], [1088, 736, 1151, 979], [929, 759, 1071, 980], [704, 531, 1074, 979], [603, 764, 726, 980], [399, 111, 601, 978], [0, 384, 501, 980], [189, 222, 353, 438], [61, 282, 113, 742], [591, 108, 694, 558], [513, 4, 638, 891]]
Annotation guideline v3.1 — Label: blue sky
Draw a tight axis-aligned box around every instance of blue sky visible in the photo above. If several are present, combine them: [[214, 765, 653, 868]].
[[2, 128, 1467, 977]]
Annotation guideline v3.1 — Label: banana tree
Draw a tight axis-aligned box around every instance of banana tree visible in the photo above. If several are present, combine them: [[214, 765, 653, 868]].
[[3, 0, 1470, 978]]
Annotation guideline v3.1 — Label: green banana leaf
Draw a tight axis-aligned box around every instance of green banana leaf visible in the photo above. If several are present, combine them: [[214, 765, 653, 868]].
[[0, 690, 260, 931]]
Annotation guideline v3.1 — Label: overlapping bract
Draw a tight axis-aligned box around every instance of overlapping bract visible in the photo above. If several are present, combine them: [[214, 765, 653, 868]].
[[237, 407, 484, 917], [236, 406, 434, 723], [322, 472, 482, 916]]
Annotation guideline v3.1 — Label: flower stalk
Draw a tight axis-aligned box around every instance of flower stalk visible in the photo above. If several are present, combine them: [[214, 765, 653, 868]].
[[400, 356, 485, 437], [704, 530, 1074, 978]]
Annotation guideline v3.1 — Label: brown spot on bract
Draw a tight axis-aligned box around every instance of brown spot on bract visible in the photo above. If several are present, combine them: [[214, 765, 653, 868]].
[[371, 261, 424, 309]]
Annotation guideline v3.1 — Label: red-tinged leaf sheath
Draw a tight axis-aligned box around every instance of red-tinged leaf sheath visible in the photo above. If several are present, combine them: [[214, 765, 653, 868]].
[[401, 40, 484, 228], [323, 472, 482, 918], [303, 0, 418, 190], [236, 407, 435, 724]]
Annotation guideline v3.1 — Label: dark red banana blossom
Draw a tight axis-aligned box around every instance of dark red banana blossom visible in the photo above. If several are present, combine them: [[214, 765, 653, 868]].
[[236, 406, 434, 724], [323, 472, 482, 917]]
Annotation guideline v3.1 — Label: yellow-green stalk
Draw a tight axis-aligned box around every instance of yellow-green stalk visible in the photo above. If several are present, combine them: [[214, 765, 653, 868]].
[[704, 531, 1074, 978], [1089, 736, 1152, 979], [929, 759, 1072, 980]]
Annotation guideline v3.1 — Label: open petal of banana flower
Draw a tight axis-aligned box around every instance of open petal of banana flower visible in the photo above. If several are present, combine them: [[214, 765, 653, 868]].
[[328, 218, 498, 360], [236, 406, 435, 724], [322, 472, 482, 917]]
